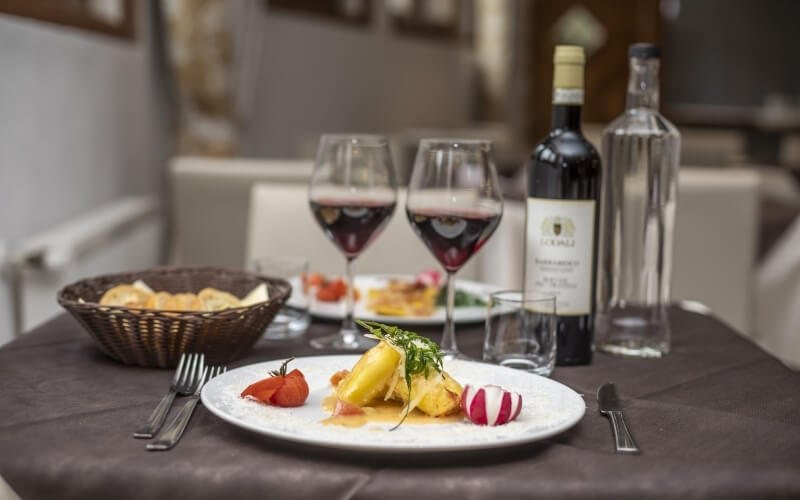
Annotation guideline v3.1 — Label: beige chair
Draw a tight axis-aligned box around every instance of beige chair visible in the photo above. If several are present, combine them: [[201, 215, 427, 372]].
[[671, 168, 760, 334], [0, 475, 20, 500], [476, 200, 525, 288], [169, 156, 313, 267], [758, 165, 800, 203], [246, 183, 479, 279], [754, 215, 800, 370]]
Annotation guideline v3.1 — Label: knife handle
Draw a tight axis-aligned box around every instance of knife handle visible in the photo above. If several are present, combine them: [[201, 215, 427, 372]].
[[609, 411, 639, 454]]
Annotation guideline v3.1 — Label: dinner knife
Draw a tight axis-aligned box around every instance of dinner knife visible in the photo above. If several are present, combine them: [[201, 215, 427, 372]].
[[597, 382, 639, 454]]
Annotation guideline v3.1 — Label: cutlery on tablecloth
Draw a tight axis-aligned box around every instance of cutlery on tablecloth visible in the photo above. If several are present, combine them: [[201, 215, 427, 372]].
[[597, 382, 640, 454], [147, 365, 227, 451], [134, 352, 205, 439]]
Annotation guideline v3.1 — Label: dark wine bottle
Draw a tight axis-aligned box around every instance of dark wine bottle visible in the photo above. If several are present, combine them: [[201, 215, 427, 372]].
[[523, 45, 602, 366]]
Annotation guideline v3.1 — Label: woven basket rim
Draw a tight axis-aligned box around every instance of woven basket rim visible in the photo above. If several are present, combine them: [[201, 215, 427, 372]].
[[57, 265, 291, 317]]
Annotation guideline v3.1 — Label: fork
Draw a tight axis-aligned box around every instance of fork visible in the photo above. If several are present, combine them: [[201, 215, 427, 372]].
[[133, 352, 205, 439], [146, 365, 227, 451]]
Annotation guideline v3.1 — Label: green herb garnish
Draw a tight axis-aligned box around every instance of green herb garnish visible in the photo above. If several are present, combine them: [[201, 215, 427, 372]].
[[269, 357, 295, 377], [435, 288, 487, 307], [355, 319, 444, 430]]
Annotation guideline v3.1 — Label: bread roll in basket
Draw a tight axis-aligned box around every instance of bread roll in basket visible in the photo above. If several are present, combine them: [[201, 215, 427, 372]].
[[57, 266, 291, 368]]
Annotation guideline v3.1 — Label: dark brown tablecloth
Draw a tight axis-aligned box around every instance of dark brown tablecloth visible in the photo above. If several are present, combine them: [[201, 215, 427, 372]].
[[1, 309, 799, 500]]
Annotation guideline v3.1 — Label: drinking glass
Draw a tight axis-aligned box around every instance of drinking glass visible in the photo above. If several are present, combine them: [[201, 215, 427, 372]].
[[251, 256, 311, 340], [406, 139, 503, 359], [484, 291, 557, 376], [308, 134, 397, 350]]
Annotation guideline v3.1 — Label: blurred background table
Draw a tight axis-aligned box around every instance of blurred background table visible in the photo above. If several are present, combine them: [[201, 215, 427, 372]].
[[1, 308, 799, 500]]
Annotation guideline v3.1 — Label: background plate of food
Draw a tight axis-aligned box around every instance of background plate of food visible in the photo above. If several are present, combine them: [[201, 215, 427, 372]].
[[289, 271, 502, 324]]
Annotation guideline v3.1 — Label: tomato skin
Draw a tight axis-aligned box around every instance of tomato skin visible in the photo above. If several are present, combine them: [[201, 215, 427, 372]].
[[316, 286, 339, 302], [240, 366, 309, 407], [329, 279, 347, 297], [271, 370, 309, 407], [240, 377, 282, 402], [308, 273, 359, 303], [307, 273, 325, 287]]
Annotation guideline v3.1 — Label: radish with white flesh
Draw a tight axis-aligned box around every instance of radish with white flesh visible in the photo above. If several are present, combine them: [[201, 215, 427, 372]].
[[460, 384, 522, 426], [415, 269, 442, 288]]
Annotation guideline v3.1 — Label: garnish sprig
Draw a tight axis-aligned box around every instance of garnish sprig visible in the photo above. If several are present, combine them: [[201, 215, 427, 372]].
[[355, 320, 444, 430], [269, 357, 295, 378]]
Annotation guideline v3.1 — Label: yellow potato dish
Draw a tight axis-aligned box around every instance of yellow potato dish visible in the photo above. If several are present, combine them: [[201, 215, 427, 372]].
[[365, 280, 439, 317], [334, 321, 463, 424]]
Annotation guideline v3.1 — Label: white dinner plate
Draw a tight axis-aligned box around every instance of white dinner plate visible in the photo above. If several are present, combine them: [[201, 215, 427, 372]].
[[288, 274, 501, 324], [201, 355, 586, 453]]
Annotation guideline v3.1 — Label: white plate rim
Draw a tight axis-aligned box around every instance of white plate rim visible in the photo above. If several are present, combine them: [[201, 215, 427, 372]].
[[201, 355, 586, 453], [289, 274, 502, 325]]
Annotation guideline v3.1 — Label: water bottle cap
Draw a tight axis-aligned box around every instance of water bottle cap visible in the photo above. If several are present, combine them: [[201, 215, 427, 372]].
[[629, 43, 661, 59]]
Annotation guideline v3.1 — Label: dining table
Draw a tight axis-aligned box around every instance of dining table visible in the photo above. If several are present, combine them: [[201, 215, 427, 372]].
[[1, 306, 799, 500]]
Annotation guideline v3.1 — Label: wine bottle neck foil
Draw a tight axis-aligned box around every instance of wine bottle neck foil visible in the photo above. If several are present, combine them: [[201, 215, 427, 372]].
[[552, 88, 584, 106]]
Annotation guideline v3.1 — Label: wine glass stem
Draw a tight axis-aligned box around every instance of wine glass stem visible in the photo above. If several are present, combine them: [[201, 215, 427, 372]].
[[341, 257, 356, 335], [441, 271, 458, 354]]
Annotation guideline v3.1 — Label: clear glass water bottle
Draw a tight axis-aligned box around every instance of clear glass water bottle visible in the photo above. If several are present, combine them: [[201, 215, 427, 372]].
[[595, 43, 681, 358]]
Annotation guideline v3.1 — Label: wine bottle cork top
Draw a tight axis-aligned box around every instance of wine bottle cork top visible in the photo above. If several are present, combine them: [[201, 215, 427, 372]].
[[553, 45, 585, 91], [553, 45, 586, 65]]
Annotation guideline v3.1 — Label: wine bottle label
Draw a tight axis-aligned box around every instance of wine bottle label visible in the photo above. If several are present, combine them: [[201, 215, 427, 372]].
[[525, 198, 595, 315]]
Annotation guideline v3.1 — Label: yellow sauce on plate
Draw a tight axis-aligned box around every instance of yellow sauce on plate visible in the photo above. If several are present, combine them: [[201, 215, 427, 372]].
[[320, 394, 464, 428]]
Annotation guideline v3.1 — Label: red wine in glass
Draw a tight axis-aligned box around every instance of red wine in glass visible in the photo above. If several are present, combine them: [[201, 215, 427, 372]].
[[406, 208, 501, 272], [308, 134, 398, 351], [310, 199, 396, 259], [406, 138, 504, 360]]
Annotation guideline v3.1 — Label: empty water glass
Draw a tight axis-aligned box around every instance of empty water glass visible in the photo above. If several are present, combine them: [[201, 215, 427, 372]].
[[484, 291, 557, 376], [251, 256, 311, 339]]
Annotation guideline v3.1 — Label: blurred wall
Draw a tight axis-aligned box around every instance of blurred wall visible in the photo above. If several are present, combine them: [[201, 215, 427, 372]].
[[242, 4, 476, 159], [667, 0, 800, 107], [0, 3, 170, 344]]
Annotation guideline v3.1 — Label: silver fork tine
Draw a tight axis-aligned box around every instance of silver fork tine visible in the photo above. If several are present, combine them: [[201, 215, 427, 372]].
[[134, 352, 190, 439], [195, 354, 206, 388], [210, 366, 225, 381], [176, 353, 191, 390], [171, 354, 187, 385], [181, 353, 198, 391], [193, 355, 202, 388], [183, 353, 204, 393]]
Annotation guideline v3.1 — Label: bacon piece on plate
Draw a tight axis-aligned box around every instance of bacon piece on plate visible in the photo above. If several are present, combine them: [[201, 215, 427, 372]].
[[333, 399, 365, 416], [329, 369, 350, 388]]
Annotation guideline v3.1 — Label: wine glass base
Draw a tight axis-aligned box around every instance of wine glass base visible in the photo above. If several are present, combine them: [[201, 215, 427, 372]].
[[310, 330, 376, 351]]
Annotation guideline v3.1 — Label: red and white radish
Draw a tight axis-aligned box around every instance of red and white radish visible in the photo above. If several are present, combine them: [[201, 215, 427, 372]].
[[414, 269, 442, 288], [460, 384, 522, 426]]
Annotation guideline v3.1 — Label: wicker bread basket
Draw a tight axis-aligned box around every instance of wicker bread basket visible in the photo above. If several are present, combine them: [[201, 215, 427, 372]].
[[57, 266, 291, 368]]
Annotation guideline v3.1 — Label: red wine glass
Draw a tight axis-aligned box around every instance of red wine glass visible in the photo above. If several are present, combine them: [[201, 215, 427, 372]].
[[406, 139, 503, 360], [309, 134, 397, 350]]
